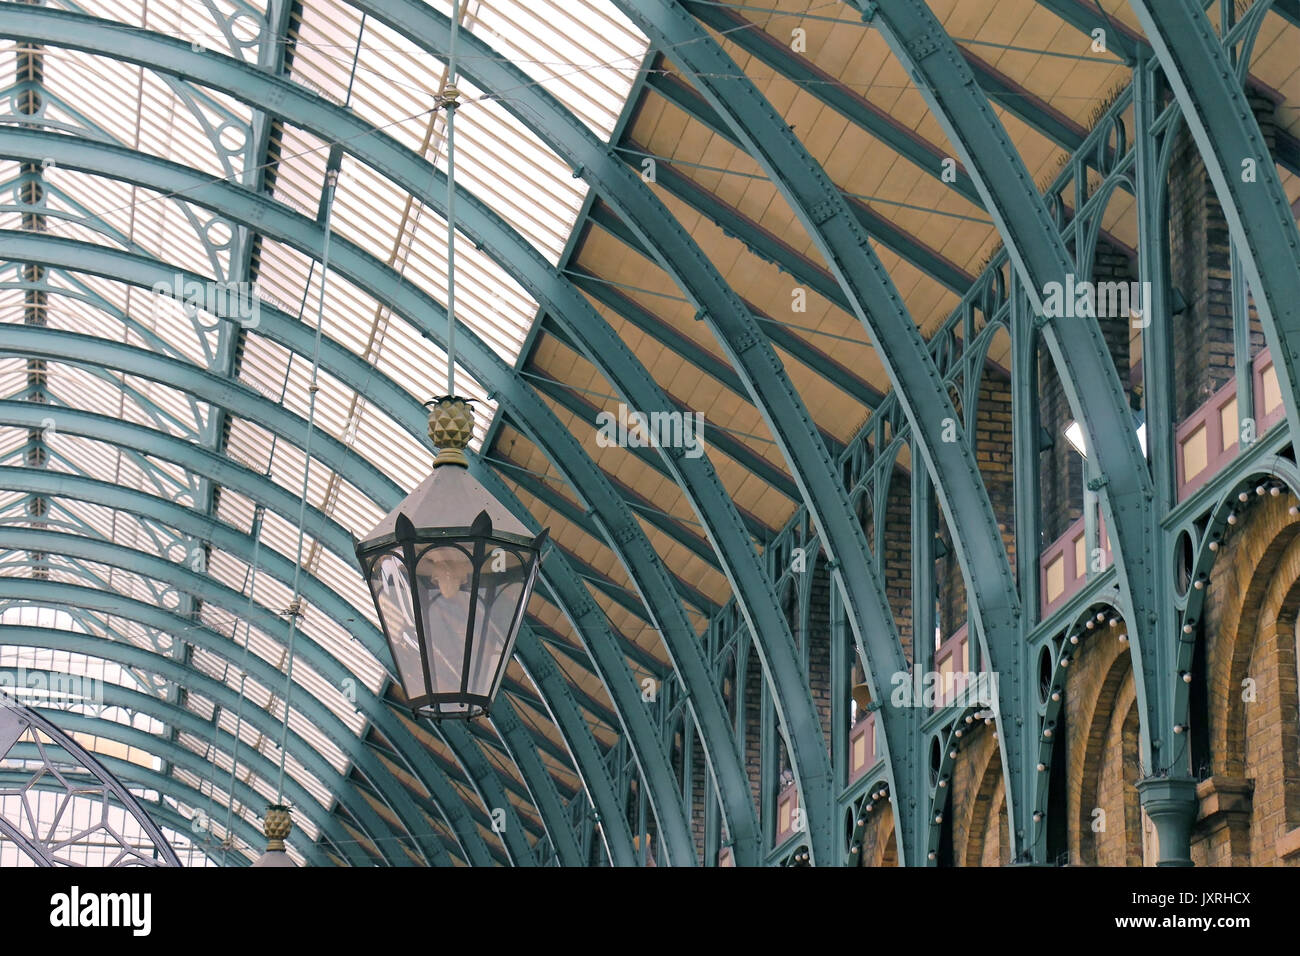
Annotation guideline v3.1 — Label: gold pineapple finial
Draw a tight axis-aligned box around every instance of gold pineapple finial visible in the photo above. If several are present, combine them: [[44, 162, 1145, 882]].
[[263, 804, 292, 852], [429, 397, 474, 467]]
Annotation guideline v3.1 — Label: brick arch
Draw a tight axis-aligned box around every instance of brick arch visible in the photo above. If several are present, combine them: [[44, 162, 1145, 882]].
[[1205, 494, 1300, 776], [861, 801, 897, 868], [1239, 536, 1300, 854], [962, 741, 1005, 866], [1073, 636, 1133, 864]]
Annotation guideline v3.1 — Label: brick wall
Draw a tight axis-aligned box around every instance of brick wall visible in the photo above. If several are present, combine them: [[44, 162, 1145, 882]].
[[1198, 493, 1300, 865], [1037, 241, 1134, 543], [1168, 92, 1272, 421], [808, 555, 833, 740], [934, 367, 1019, 638], [882, 469, 914, 666]]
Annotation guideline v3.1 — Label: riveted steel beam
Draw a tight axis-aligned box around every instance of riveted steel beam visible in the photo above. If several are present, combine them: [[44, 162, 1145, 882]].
[[0, 465, 553, 858], [0, 7, 769, 863], [618, 0, 1029, 864], [337, 0, 892, 865], [468, 458, 694, 864], [0, 131, 756, 863], [0, 386, 638, 865], [1126, 1, 1300, 453], [860, 0, 1157, 860]]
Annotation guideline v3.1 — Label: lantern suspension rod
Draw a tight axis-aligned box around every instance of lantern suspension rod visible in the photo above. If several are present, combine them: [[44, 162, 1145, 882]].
[[219, 503, 269, 856], [445, 0, 461, 398], [273, 168, 340, 805]]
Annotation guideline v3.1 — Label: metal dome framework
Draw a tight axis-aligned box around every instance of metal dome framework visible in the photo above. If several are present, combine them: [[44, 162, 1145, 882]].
[[0, 0, 1297, 865]]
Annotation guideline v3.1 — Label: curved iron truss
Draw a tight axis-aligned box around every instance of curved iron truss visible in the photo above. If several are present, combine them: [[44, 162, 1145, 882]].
[[0, 0, 1297, 865]]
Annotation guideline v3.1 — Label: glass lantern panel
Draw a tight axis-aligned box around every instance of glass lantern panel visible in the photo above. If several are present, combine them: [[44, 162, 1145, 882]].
[[467, 545, 529, 699], [414, 543, 475, 696], [370, 551, 425, 695]]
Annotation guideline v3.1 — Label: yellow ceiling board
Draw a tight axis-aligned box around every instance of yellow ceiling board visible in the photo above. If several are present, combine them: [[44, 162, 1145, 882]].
[[931, 0, 996, 39], [1250, 16, 1300, 143]]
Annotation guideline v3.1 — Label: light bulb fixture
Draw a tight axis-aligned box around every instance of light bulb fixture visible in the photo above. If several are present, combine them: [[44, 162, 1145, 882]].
[[1043, 727, 1053, 738], [1182, 672, 1192, 683], [938, 778, 947, 788], [949, 749, 958, 759], [1270, 485, 1281, 497], [928, 851, 937, 861], [934, 814, 943, 824], [1173, 724, 1185, 734], [1069, 634, 1080, 644], [1227, 512, 1238, 525], [1064, 417, 1146, 458], [1118, 632, 1128, 643], [1238, 491, 1250, 503], [1209, 540, 1219, 551], [1036, 762, 1046, 772]]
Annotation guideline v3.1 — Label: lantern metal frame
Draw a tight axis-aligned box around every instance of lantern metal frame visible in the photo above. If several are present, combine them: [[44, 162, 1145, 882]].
[[357, 506, 547, 720]]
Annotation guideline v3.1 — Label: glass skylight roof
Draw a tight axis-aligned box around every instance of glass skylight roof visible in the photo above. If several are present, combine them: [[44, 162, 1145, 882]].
[[0, 0, 648, 864]]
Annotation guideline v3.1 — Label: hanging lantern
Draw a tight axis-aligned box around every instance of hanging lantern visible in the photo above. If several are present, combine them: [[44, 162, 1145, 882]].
[[355, 397, 547, 719]]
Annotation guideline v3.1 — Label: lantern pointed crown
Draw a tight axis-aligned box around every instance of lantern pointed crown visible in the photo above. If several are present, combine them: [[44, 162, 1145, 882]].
[[355, 398, 547, 720]]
